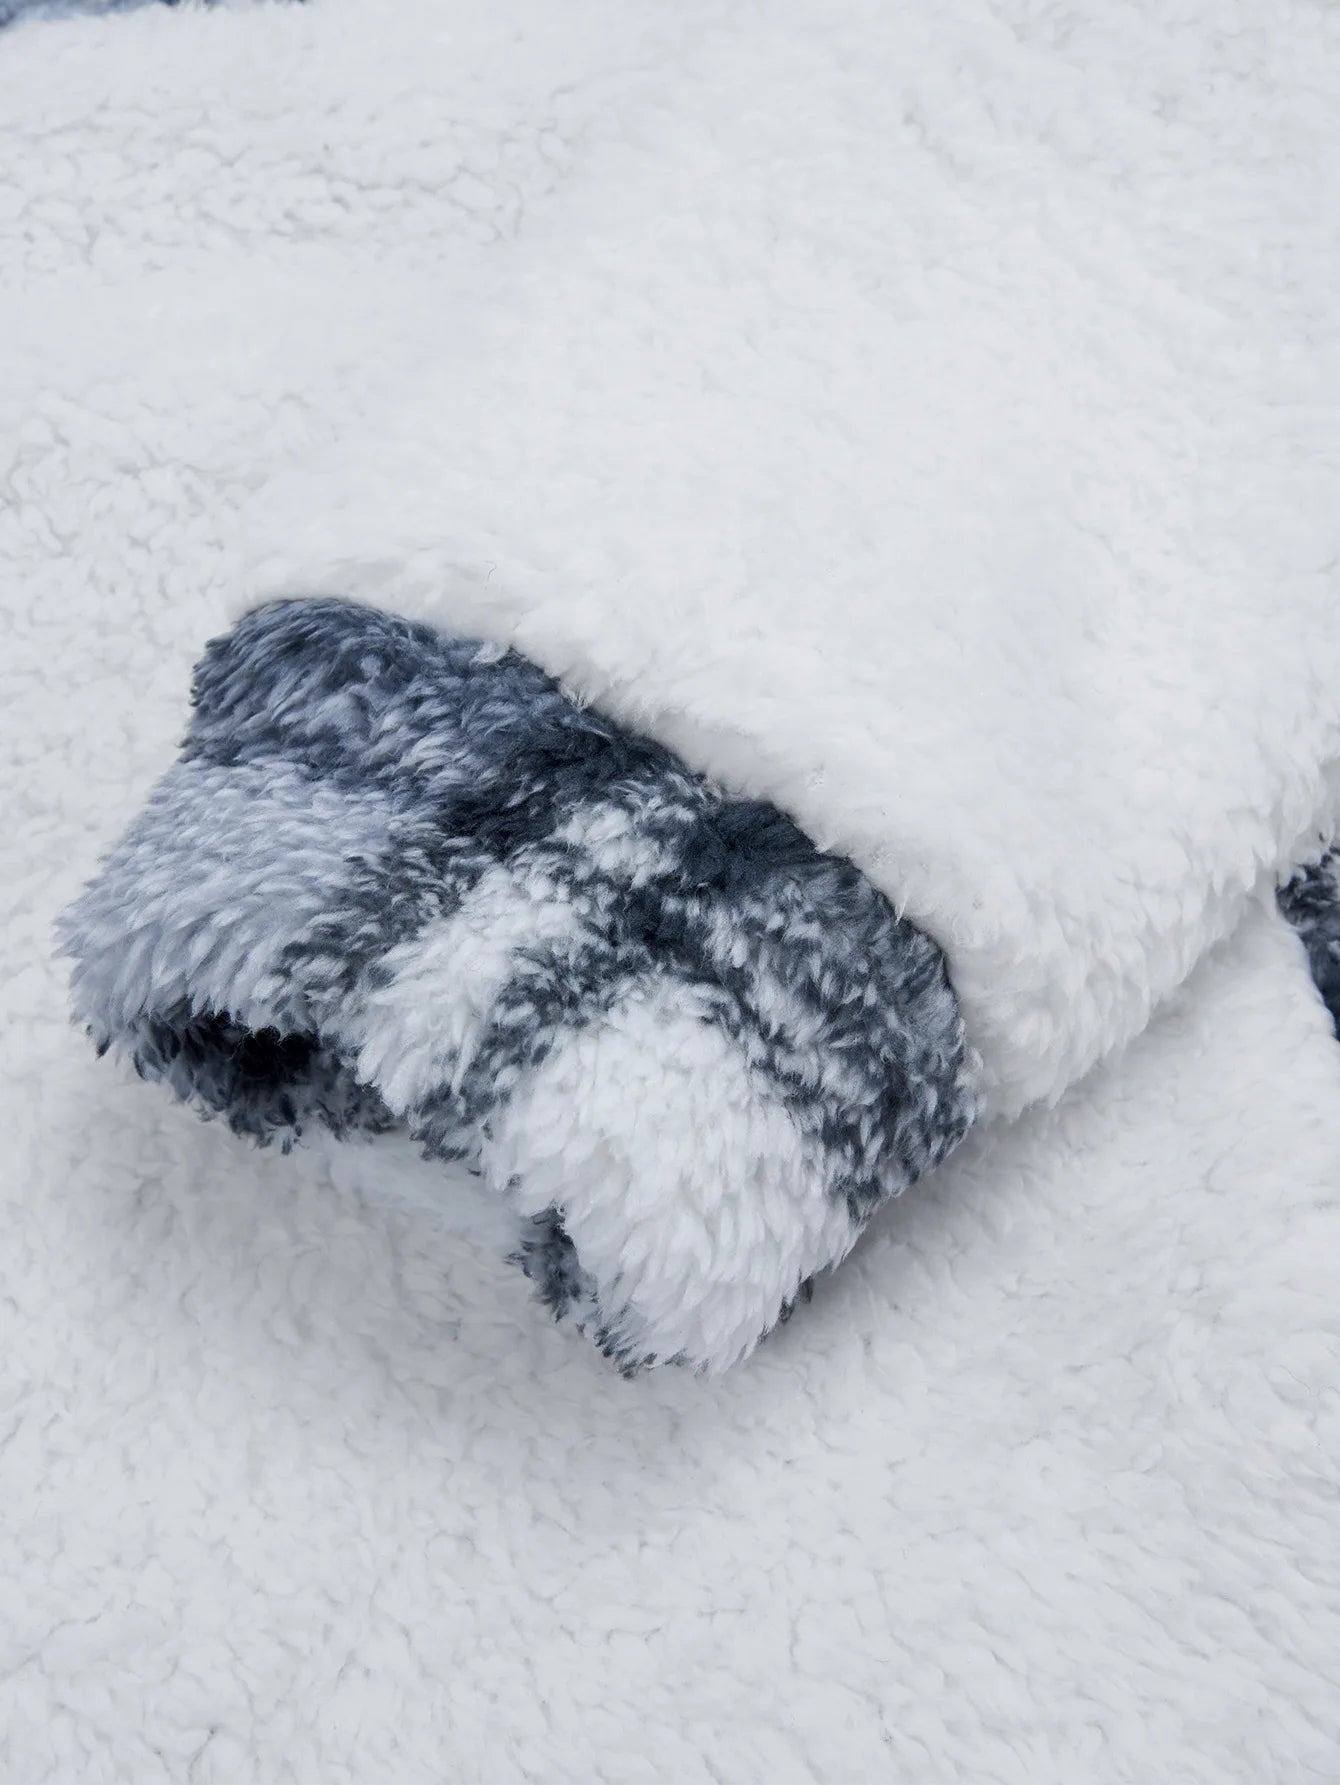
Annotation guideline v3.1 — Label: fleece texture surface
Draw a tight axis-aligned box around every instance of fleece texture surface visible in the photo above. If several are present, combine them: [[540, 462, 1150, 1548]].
[[4, 0, 1340, 1777], [12, 820, 1340, 1780]]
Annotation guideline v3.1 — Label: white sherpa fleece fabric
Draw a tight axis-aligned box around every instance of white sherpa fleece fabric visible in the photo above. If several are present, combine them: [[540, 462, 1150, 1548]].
[[3, 0, 1340, 1777]]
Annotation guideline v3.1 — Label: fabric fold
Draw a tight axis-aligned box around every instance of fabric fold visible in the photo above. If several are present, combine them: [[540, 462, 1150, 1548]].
[[231, 0, 1340, 1119], [61, 597, 975, 1370]]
